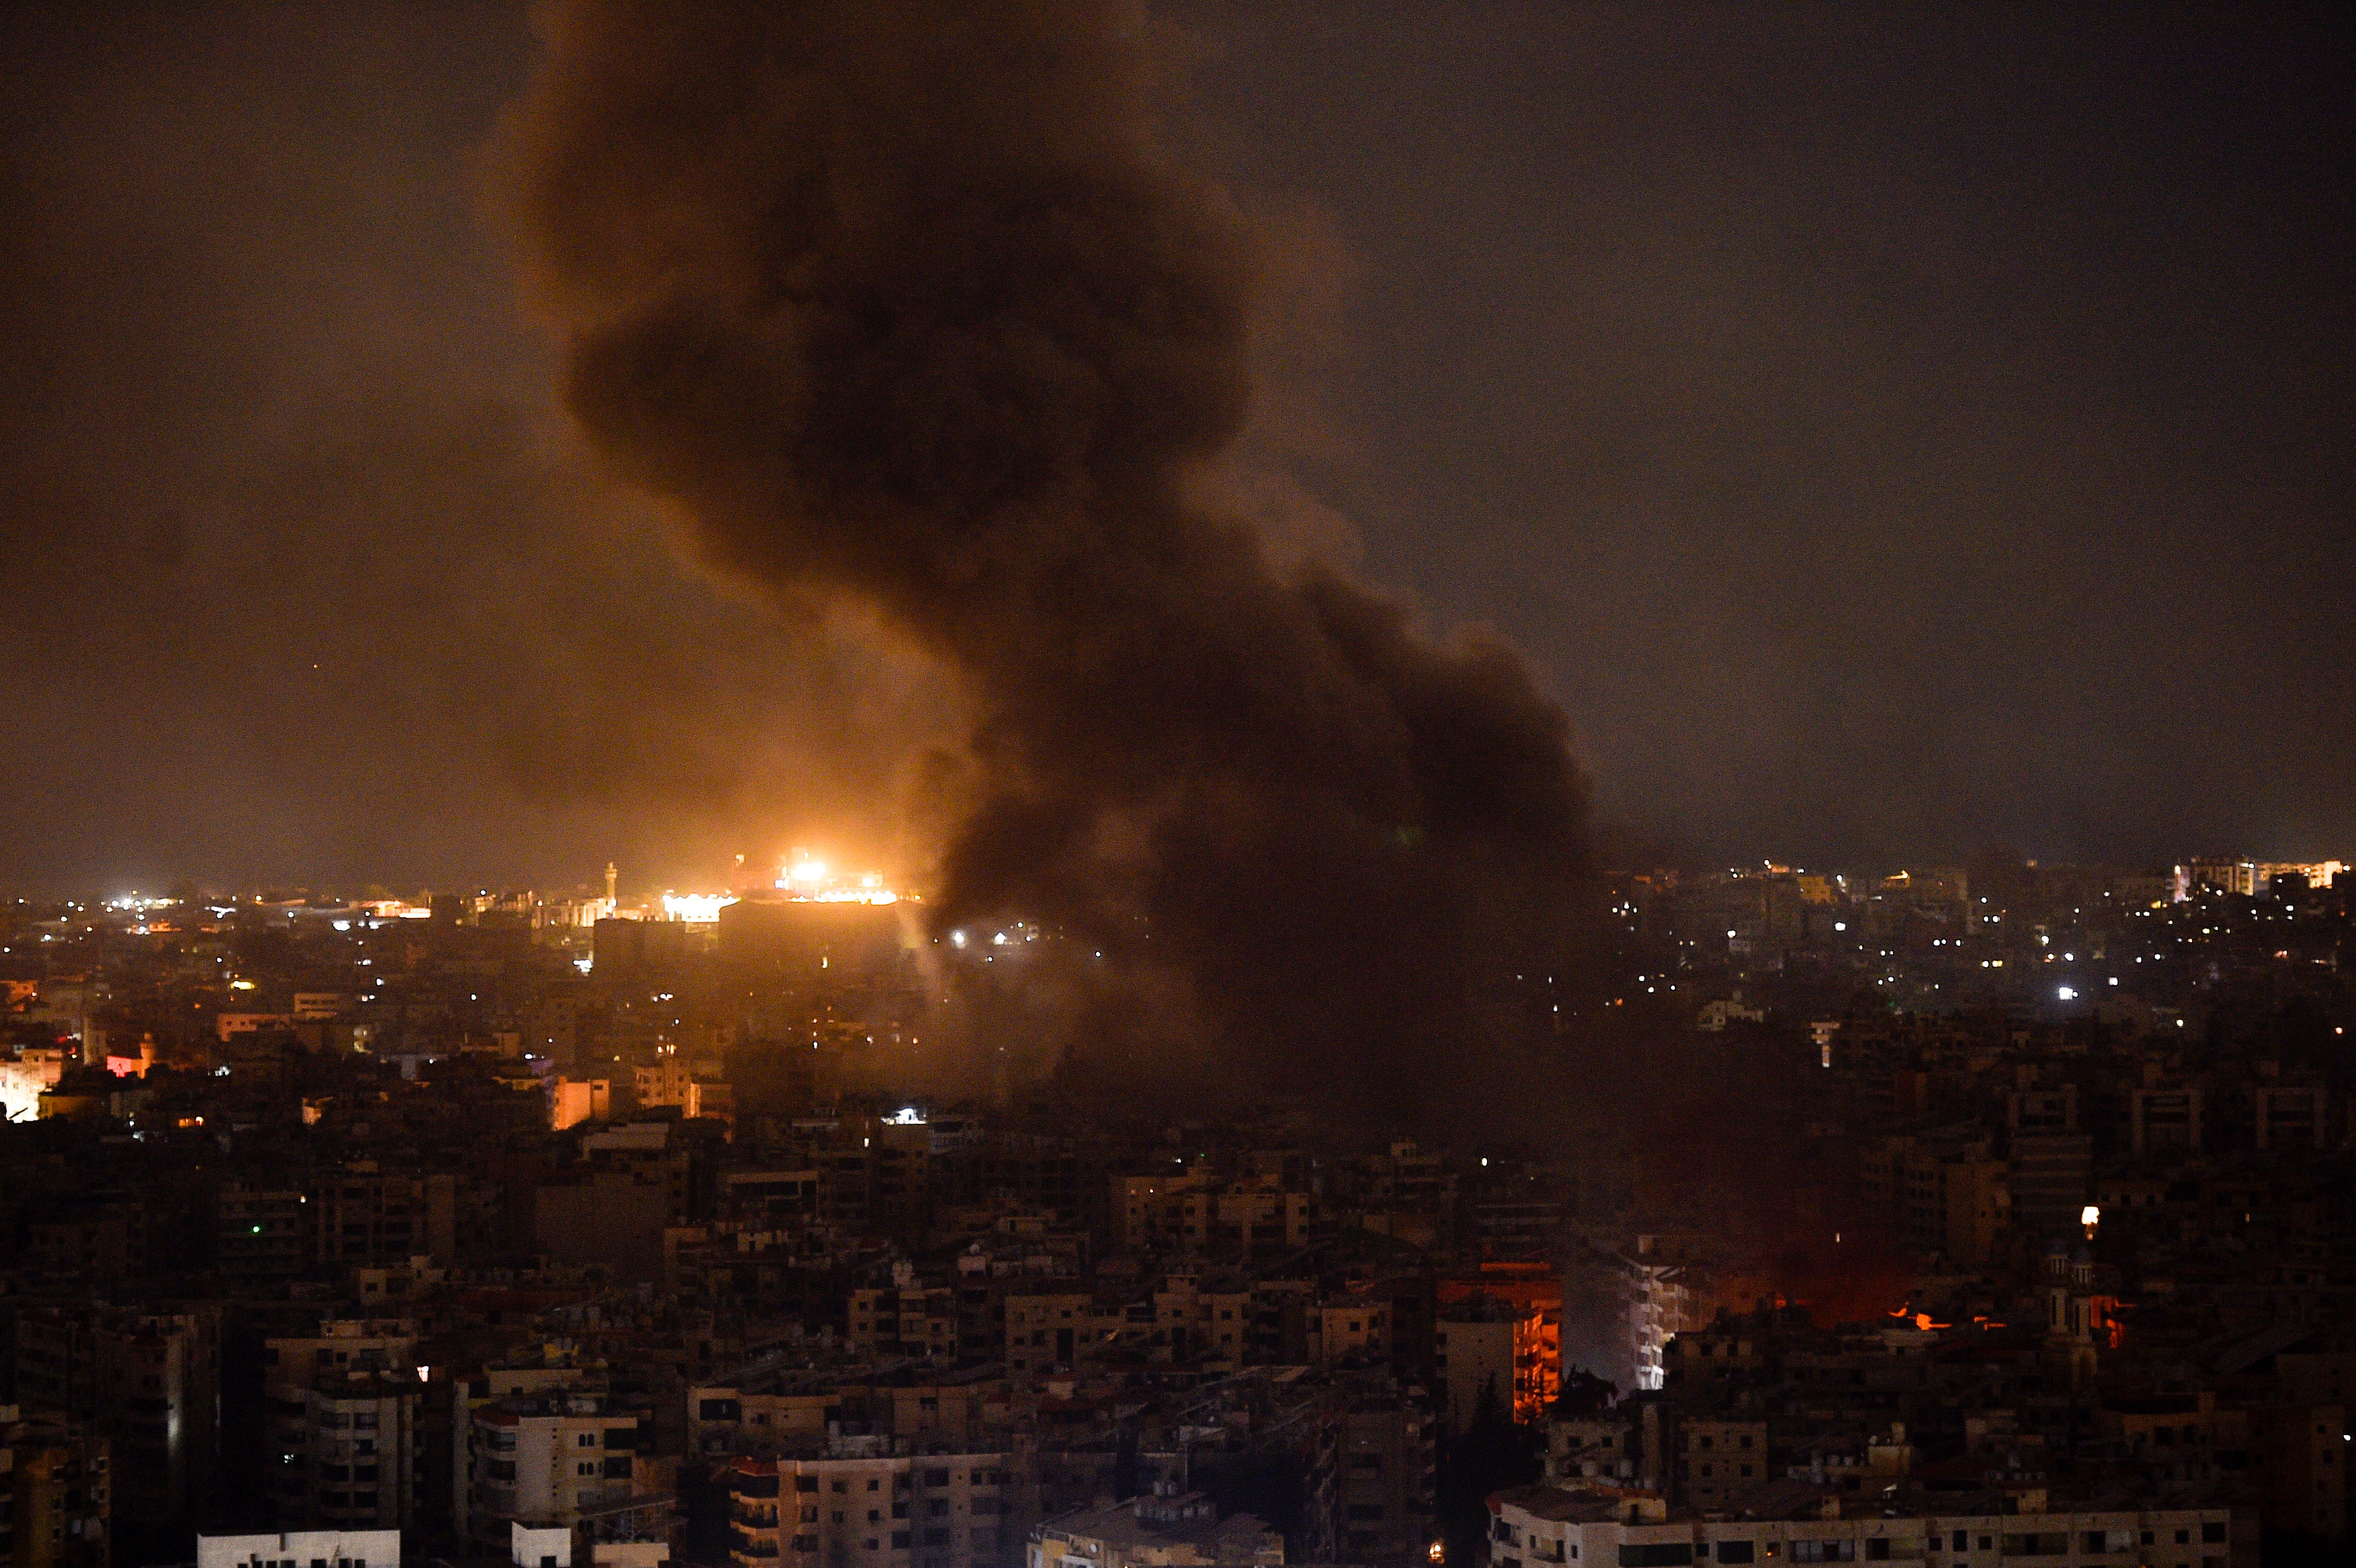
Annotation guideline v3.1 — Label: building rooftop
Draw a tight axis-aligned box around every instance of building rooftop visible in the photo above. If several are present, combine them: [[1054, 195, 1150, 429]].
[[1035, 1492, 1283, 1562]]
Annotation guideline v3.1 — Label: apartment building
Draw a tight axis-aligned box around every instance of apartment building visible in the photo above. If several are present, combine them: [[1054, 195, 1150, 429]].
[[2, 1407, 109, 1568], [1490, 1485, 2238, 1568], [728, 1445, 1024, 1568]]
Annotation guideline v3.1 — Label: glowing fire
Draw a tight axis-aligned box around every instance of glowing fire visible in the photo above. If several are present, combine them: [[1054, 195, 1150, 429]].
[[770, 858, 905, 904], [660, 893, 737, 923]]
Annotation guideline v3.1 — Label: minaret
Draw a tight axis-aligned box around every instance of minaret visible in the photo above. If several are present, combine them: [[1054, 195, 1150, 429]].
[[604, 861, 618, 905]]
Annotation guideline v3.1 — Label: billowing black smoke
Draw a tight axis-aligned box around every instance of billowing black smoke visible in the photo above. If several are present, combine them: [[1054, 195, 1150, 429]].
[[501, 0, 1591, 1117]]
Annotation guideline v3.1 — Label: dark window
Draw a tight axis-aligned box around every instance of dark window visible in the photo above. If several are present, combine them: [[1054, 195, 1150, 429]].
[[1717, 1545, 1756, 1566], [1619, 1550, 1694, 1568], [2200, 1525, 2225, 1545], [1866, 1543, 1889, 1562]]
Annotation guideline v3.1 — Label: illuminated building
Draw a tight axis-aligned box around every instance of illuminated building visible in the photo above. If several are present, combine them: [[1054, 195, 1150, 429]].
[[551, 1078, 611, 1131], [1434, 1296, 1557, 1431], [657, 893, 735, 923], [2256, 858, 2345, 890], [2179, 859, 2258, 897], [0, 1047, 68, 1123]]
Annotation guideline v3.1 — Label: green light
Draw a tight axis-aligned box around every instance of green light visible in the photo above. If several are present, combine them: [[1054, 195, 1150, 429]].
[[252, 1225, 262, 1234]]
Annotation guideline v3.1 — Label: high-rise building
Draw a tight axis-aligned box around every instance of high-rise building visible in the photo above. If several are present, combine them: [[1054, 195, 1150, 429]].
[[216, 1186, 310, 1277], [2, 1406, 110, 1568], [262, 1324, 422, 1530], [728, 1445, 1031, 1568], [467, 1394, 664, 1558], [9, 1308, 218, 1524]]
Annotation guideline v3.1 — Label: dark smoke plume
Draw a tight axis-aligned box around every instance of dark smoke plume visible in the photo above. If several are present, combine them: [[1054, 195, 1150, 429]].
[[501, 0, 1592, 1115]]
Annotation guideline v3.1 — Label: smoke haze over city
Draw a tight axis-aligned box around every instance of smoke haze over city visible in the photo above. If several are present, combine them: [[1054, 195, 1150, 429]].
[[0, 3, 2348, 898], [4, 12, 2356, 1568], [492, 0, 1590, 1110]]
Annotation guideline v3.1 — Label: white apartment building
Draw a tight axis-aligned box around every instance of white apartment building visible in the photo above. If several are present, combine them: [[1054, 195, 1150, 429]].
[[469, 1394, 655, 1553], [1491, 1485, 2236, 1568], [196, 1530, 400, 1568], [728, 1444, 1024, 1568]]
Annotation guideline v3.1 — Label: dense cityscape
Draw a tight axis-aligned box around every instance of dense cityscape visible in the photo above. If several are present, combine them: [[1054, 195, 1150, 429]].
[[6, 4, 2350, 1568], [3, 852, 2348, 1568]]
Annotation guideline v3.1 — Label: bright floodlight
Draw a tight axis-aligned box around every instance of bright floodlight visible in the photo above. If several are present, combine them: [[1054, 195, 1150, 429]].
[[789, 858, 826, 883], [2057, 986, 2076, 1000]]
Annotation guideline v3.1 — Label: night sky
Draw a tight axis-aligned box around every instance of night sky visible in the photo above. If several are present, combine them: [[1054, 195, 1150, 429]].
[[2, 3, 2348, 895]]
